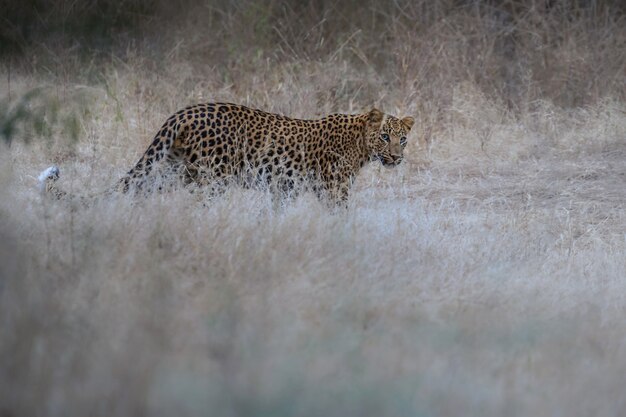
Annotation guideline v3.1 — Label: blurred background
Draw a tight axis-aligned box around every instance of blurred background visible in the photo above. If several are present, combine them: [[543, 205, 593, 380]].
[[2, 0, 625, 110]]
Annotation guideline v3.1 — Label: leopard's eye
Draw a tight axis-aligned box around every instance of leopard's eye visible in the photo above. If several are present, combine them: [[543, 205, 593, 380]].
[[381, 133, 390, 142], [400, 136, 407, 146]]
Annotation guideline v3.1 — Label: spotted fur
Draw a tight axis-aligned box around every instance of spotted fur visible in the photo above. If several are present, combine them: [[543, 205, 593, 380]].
[[40, 103, 414, 207]]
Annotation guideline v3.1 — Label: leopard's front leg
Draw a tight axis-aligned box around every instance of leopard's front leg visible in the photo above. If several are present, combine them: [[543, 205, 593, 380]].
[[317, 177, 351, 209]]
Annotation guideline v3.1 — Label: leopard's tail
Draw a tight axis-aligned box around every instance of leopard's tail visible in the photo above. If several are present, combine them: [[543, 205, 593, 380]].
[[38, 115, 184, 201], [38, 166, 66, 199], [37, 165, 97, 205]]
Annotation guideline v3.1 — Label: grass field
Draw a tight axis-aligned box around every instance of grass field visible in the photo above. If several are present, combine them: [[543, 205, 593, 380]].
[[1, 1, 626, 416]]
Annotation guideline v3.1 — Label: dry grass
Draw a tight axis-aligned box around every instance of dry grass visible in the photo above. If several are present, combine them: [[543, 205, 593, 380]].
[[2, 1, 626, 416]]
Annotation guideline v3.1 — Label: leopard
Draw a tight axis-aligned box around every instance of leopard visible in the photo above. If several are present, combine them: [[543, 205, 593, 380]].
[[39, 103, 414, 207]]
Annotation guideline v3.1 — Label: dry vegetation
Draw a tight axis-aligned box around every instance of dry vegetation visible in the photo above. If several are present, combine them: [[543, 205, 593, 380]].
[[1, 1, 626, 416]]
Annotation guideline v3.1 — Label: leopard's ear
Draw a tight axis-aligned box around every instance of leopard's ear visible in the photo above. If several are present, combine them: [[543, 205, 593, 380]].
[[401, 117, 415, 130], [368, 108, 384, 124]]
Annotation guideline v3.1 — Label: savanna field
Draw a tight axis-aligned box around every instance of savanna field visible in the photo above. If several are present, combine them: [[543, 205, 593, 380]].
[[1, 1, 626, 416]]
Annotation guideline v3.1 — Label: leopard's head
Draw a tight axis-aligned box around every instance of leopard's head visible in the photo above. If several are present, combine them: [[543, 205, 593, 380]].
[[365, 109, 414, 167]]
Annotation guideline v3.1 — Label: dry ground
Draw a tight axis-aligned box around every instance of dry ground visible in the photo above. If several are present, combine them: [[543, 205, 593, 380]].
[[1, 1, 626, 416]]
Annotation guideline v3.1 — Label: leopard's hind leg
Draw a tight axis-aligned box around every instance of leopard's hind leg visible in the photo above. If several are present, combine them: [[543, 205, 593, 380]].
[[113, 117, 190, 194]]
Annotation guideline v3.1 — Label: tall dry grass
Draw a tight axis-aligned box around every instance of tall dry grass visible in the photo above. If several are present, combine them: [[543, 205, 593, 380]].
[[1, 1, 626, 416]]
